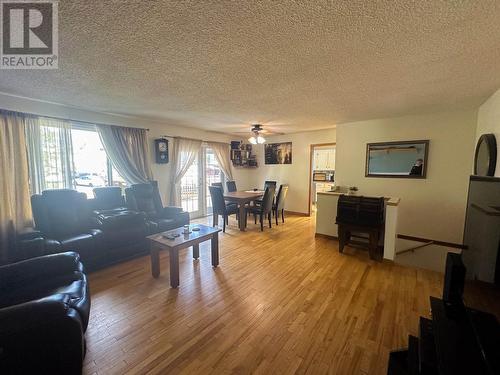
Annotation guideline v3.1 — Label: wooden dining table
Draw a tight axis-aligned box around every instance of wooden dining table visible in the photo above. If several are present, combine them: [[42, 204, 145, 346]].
[[223, 190, 264, 231]]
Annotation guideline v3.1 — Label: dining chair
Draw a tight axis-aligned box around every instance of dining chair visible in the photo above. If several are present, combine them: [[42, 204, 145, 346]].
[[208, 186, 238, 232], [255, 180, 277, 206], [247, 186, 276, 231], [226, 180, 237, 192], [264, 180, 277, 190], [211, 182, 224, 192], [273, 184, 289, 225]]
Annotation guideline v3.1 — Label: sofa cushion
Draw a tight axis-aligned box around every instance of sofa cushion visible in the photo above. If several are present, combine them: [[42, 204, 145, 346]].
[[59, 234, 98, 263], [92, 186, 125, 210], [33, 189, 91, 238]]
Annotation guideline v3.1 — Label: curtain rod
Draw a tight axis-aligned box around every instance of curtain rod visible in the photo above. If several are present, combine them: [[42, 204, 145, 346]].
[[161, 135, 229, 145], [0, 108, 150, 131]]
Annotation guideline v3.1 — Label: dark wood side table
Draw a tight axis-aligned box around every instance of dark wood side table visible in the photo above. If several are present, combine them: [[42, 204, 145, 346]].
[[147, 224, 222, 288]]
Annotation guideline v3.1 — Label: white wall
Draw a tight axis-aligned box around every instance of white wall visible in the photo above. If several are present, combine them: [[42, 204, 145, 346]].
[[335, 110, 478, 245], [234, 128, 337, 214], [0, 93, 231, 203], [476, 87, 500, 177]]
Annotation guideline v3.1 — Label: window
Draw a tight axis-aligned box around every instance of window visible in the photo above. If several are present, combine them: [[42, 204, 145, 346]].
[[71, 128, 108, 196], [26, 118, 127, 197], [71, 127, 127, 196]]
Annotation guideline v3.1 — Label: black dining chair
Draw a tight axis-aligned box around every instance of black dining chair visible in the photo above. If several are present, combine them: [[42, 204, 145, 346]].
[[247, 186, 276, 231], [273, 184, 289, 225], [226, 180, 237, 192], [211, 182, 224, 192], [264, 180, 277, 190], [255, 180, 277, 206], [208, 186, 238, 232]]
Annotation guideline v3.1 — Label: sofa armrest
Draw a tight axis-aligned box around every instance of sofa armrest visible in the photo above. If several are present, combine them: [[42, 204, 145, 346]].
[[161, 206, 184, 217], [176, 211, 190, 226], [12, 237, 45, 262], [93, 211, 146, 231], [0, 294, 73, 334], [17, 227, 44, 241], [0, 294, 84, 374], [0, 252, 81, 288]]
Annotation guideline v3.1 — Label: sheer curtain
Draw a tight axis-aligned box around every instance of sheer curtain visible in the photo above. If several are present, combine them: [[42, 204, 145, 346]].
[[169, 138, 202, 206], [208, 141, 234, 181], [96, 124, 153, 184], [0, 111, 32, 263], [25, 116, 74, 193]]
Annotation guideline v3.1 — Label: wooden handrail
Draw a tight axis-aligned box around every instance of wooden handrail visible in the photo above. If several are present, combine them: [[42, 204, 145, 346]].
[[397, 234, 467, 250], [396, 241, 434, 255]]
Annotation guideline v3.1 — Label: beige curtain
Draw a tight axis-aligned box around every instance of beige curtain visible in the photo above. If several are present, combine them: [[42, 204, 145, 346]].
[[0, 111, 32, 263], [97, 124, 153, 184], [25, 116, 75, 193], [169, 137, 202, 206], [208, 141, 234, 181]]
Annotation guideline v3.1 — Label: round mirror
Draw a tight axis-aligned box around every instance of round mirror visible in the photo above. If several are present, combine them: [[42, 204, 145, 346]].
[[474, 134, 497, 176]]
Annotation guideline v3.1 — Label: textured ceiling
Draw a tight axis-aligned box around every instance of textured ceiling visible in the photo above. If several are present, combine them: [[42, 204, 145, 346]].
[[1, 1, 500, 134]]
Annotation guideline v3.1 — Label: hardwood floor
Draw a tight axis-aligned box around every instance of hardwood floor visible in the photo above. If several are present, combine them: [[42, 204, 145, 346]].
[[83, 214, 443, 375]]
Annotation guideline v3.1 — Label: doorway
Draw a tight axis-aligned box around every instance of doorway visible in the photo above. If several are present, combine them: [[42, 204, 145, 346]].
[[180, 146, 225, 218], [308, 143, 336, 216]]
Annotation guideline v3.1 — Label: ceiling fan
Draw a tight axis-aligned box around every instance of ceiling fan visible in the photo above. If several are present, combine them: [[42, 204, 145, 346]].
[[248, 124, 266, 144], [231, 123, 286, 144]]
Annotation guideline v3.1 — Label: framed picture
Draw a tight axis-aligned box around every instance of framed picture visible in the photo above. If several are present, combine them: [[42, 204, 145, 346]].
[[365, 140, 429, 178], [265, 142, 292, 164]]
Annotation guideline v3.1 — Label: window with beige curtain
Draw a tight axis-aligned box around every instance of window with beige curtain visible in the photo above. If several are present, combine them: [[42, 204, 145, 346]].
[[0, 111, 32, 263], [169, 138, 202, 206], [25, 119, 133, 196], [96, 124, 153, 185], [207, 141, 234, 181]]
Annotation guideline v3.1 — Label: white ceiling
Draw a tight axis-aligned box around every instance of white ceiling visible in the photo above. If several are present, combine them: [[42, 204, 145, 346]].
[[1, 1, 500, 134]]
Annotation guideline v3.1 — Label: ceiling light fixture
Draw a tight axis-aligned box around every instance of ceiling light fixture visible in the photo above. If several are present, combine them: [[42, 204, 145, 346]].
[[248, 124, 266, 144]]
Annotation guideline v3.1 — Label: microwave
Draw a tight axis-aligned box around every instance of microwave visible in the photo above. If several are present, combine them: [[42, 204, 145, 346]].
[[313, 172, 327, 181]]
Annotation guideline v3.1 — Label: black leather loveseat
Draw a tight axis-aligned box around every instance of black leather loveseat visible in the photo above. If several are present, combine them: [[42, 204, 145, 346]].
[[0, 252, 90, 374]]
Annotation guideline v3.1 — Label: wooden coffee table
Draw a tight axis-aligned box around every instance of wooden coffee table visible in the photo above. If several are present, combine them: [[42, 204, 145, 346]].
[[147, 224, 222, 288]]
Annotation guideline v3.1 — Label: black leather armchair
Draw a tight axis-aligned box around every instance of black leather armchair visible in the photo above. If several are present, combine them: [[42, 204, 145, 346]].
[[0, 252, 90, 374], [125, 181, 189, 233], [30, 189, 104, 269]]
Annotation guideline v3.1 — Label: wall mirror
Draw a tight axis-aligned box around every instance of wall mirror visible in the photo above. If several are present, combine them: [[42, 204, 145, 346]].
[[474, 134, 497, 177], [366, 140, 429, 178]]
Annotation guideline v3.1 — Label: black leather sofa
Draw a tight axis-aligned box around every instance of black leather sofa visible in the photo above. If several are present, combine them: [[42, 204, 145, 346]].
[[125, 181, 190, 233], [0, 252, 89, 374], [16, 183, 189, 270]]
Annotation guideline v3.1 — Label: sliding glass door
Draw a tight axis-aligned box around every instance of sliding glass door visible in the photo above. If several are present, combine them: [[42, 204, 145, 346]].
[[180, 146, 224, 218], [180, 153, 202, 217]]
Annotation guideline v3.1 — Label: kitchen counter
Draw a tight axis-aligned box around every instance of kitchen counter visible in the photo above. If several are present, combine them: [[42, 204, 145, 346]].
[[317, 191, 401, 206], [315, 192, 400, 260]]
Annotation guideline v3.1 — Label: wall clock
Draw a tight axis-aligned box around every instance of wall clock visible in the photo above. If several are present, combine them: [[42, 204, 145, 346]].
[[155, 138, 169, 164]]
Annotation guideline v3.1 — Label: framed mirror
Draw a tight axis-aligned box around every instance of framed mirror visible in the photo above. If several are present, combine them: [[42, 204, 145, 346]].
[[474, 134, 497, 176], [366, 140, 429, 178]]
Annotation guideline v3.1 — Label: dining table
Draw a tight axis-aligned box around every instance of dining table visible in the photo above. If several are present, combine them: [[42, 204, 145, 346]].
[[223, 190, 264, 231]]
